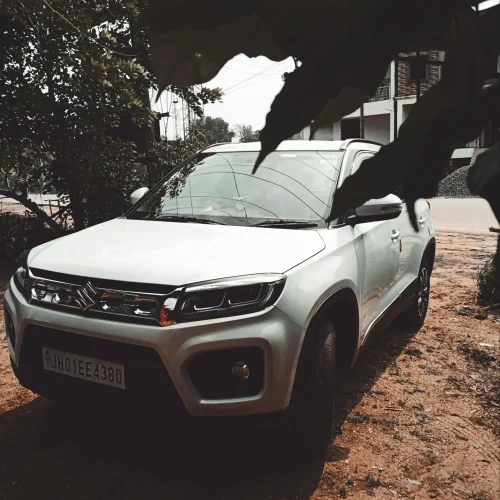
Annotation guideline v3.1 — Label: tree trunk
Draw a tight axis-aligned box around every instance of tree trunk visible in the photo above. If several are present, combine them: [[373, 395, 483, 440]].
[[0, 189, 64, 233], [67, 184, 86, 231]]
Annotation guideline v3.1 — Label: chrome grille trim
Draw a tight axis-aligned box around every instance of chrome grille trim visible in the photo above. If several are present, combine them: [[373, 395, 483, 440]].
[[28, 270, 181, 325], [29, 267, 178, 295]]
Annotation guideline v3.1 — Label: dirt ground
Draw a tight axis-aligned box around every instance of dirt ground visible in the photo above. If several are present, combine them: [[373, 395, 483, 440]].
[[0, 231, 498, 500]]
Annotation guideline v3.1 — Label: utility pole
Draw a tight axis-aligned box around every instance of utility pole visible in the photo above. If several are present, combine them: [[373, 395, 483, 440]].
[[142, 90, 155, 187], [360, 101, 365, 139], [416, 49, 421, 102], [394, 56, 399, 141]]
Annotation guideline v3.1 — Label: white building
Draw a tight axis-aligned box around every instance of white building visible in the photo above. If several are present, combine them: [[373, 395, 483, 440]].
[[294, 52, 499, 171]]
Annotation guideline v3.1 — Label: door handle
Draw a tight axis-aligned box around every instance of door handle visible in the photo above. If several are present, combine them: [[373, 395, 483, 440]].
[[418, 217, 426, 227], [391, 230, 400, 242]]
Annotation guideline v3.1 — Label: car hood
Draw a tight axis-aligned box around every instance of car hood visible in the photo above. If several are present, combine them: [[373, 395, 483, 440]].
[[29, 219, 325, 286]]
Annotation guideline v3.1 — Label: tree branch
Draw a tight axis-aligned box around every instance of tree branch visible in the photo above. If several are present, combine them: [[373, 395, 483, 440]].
[[0, 189, 64, 232]]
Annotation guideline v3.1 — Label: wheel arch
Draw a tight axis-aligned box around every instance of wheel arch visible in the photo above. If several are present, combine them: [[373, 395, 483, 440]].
[[300, 287, 360, 372], [424, 237, 436, 273]]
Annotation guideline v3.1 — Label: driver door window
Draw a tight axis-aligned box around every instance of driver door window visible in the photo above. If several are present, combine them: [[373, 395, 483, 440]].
[[351, 153, 404, 200]]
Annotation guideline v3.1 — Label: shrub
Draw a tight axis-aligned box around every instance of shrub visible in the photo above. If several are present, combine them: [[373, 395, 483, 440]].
[[0, 212, 63, 262], [477, 257, 499, 304]]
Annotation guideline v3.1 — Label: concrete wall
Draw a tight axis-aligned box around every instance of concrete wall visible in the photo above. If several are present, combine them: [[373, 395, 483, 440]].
[[295, 50, 482, 155], [314, 124, 334, 141], [344, 99, 393, 119], [333, 121, 341, 140], [364, 114, 390, 144], [336, 114, 390, 145]]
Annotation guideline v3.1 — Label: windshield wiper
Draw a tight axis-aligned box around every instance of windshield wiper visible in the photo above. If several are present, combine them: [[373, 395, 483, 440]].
[[253, 219, 319, 228], [154, 216, 227, 225]]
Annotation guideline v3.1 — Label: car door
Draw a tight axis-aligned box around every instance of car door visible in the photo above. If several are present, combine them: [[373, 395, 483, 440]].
[[398, 198, 431, 290], [346, 153, 401, 341]]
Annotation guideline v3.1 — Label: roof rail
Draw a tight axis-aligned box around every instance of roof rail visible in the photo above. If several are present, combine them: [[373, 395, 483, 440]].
[[201, 142, 233, 152], [340, 138, 382, 150]]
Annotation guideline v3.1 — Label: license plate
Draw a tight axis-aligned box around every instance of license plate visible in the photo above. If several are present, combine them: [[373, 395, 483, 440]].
[[42, 348, 125, 389]]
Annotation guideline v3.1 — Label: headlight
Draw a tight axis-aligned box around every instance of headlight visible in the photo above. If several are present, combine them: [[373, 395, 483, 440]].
[[13, 251, 29, 298], [172, 274, 286, 323]]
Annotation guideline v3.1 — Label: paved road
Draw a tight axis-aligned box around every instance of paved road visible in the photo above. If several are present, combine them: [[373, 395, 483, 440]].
[[428, 198, 497, 233], [0, 193, 61, 205]]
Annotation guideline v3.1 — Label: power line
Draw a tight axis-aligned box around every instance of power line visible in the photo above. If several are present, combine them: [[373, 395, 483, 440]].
[[225, 66, 293, 95], [99, 1, 118, 21], [41, 0, 140, 58], [230, 58, 282, 70], [225, 65, 284, 76], [221, 61, 286, 93], [17, 0, 40, 33], [222, 62, 284, 93]]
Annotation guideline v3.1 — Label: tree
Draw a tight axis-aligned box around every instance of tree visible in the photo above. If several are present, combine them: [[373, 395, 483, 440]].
[[0, 139, 61, 231], [151, 137, 207, 181], [0, 0, 222, 230], [193, 116, 235, 144], [234, 124, 260, 143], [144, 0, 500, 281], [67, 136, 148, 227]]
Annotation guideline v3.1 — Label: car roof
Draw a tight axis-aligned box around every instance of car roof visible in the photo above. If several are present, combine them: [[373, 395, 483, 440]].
[[203, 139, 381, 154]]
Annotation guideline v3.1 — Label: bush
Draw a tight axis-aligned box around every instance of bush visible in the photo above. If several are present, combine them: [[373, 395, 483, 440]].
[[0, 212, 63, 263], [477, 257, 499, 304]]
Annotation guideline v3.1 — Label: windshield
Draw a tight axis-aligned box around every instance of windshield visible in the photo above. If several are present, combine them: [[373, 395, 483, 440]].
[[127, 150, 343, 227]]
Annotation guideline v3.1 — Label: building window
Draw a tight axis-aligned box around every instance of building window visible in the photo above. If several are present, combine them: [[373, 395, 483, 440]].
[[341, 118, 361, 140], [408, 56, 428, 81]]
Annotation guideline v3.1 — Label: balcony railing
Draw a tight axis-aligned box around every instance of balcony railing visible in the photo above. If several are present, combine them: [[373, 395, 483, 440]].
[[369, 84, 390, 102]]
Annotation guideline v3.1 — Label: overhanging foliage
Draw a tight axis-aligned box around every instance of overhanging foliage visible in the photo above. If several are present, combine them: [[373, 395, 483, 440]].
[[145, 0, 500, 279]]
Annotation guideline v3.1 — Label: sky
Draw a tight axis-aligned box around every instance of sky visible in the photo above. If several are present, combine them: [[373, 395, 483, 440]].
[[153, 55, 296, 139], [203, 55, 296, 130]]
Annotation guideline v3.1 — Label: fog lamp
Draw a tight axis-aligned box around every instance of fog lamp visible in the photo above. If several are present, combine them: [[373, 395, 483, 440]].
[[232, 361, 250, 381]]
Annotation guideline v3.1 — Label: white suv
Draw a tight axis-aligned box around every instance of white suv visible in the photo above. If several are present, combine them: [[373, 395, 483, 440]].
[[4, 140, 435, 455]]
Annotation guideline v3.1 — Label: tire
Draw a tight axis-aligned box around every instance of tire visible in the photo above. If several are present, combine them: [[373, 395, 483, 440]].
[[399, 256, 431, 331], [285, 319, 336, 458]]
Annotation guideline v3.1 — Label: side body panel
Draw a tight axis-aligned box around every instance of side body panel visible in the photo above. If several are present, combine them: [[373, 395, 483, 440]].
[[399, 199, 434, 288], [352, 219, 400, 341]]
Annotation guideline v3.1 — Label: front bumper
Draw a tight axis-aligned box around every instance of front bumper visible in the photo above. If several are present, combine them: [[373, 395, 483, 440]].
[[3, 281, 303, 416]]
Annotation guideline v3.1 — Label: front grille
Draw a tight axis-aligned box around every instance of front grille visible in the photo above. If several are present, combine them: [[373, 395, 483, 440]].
[[28, 268, 179, 325], [17, 326, 186, 411], [30, 268, 177, 295]]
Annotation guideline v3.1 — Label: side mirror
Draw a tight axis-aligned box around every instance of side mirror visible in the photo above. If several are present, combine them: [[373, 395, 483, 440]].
[[130, 187, 149, 205], [348, 194, 403, 225]]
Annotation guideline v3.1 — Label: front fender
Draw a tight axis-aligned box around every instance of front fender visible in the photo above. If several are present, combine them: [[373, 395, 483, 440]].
[[276, 227, 361, 328]]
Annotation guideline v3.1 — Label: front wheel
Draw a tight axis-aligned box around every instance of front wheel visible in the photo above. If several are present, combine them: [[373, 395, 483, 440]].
[[400, 257, 431, 331], [284, 319, 336, 458]]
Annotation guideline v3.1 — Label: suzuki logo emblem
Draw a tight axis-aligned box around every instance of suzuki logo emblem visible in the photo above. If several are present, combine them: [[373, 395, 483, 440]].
[[75, 282, 99, 311]]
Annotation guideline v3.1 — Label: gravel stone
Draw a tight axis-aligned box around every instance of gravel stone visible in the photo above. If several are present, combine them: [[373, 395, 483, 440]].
[[437, 165, 478, 198]]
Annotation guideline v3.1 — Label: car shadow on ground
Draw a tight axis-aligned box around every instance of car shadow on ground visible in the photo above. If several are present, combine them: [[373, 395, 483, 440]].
[[328, 322, 418, 462], [0, 324, 418, 500]]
